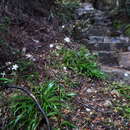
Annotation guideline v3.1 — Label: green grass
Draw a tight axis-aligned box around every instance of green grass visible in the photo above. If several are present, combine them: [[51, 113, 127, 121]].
[[54, 0, 80, 23], [7, 81, 75, 130], [59, 47, 105, 79]]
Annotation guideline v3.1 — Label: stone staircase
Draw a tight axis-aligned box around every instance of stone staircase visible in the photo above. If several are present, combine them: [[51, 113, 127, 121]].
[[76, 3, 130, 84]]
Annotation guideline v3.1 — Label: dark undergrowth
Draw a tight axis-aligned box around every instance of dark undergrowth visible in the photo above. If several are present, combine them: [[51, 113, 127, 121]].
[[0, 0, 130, 129]]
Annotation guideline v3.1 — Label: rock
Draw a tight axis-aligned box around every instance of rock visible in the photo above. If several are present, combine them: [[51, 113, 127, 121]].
[[127, 46, 130, 51], [119, 52, 130, 70], [98, 51, 119, 66], [101, 66, 130, 84], [104, 100, 112, 107], [76, 2, 94, 16], [86, 108, 91, 112], [86, 88, 97, 93]]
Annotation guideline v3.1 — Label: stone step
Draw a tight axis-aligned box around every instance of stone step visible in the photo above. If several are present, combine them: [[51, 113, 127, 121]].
[[97, 51, 130, 70], [93, 22, 112, 26], [93, 17, 112, 26], [96, 51, 119, 66], [82, 36, 130, 51], [88, 36, 129, 44], [86, 27, 112, 36], [101, 66, 130, 85], [118, 52, 130, 70]]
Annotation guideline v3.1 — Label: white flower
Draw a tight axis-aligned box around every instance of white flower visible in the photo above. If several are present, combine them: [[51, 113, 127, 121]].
[[86, 108, 91, 112], [62, 25, 65, 28], [33, 39, 39, 43], [25, 54, 36, 61], [22, 47, 26, 54], [1, 71, 6, 77], [56, 45, 61, 50], [6, 62, 12, 66], [124, 73, 128, 77], [49, 44, 54, 48], [63, 67, 67, 71], [64, 37, 71, 43], [32, 58, 36, 61], [12, 64, 19, 70], [26, 54, 32, 58]]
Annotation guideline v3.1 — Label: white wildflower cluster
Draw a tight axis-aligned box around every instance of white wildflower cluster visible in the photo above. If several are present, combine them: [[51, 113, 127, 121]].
[[5, 62, 19, 71], [25, 54, 36, 61], [0, 64, 19, 77], [49, 44, 62, 50]]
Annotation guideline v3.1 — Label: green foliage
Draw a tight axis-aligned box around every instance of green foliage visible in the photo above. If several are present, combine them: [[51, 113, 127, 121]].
[[60, 120, 76, 128], [0, 77, 13, 86], [113, 19, 124, 30], [7, 81, 75, 129], [60, 47, 105, 79], [111, 82, 130, 119], [61, 75, 80, 88], [55, 0, 80, 23], [113, 20, 130, 36], [0, 16, 10, 32], [16, 59, 39, 82], [124, 24, 130, 36]]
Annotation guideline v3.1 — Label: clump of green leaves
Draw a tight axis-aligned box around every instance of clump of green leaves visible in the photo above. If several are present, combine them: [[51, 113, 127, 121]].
[[54, 0, 80, 23], [7, 81, 75, 129], [111, 82, 130, 119], [0, 78, 13, 85], [60, 47, 105, 79]]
